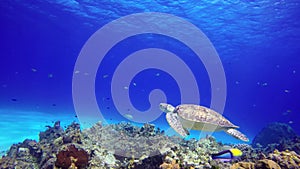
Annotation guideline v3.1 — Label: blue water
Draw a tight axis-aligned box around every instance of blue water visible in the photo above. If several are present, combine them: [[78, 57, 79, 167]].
[[0, 0, 300, 152]]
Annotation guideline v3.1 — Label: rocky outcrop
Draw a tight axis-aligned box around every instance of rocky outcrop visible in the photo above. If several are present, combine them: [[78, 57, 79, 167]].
[[255, 159, 281, 169], [1, 121, 300, 169], [252, 122, 297, 148], [268, 149, 300, 169]]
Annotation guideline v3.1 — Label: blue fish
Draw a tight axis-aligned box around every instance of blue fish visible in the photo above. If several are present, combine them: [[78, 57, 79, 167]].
[[211, 148, 242, 162]]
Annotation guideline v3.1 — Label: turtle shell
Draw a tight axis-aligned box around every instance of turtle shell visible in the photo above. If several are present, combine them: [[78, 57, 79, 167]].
[[175, 104, 238, 129]]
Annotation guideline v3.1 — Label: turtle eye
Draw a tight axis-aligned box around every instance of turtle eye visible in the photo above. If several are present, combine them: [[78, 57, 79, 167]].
[[159, 103, 164, 108]]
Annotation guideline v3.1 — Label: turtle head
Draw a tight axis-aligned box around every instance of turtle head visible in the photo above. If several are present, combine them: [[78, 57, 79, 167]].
[[159, 103, 175, 113]]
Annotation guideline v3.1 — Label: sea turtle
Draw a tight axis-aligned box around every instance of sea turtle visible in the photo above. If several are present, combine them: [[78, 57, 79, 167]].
[[160, 103, 249, 142]]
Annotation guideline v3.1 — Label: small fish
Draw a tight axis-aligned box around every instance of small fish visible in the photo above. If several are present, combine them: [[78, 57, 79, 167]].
[[282, 109, 291, 116], [124, 113, 133, 120], [222, 145, 233, 150], [212, 148, 242, 162]]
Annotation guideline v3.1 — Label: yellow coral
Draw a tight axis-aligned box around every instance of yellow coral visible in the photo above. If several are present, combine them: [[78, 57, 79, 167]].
[[127, 158, 135, 169], [255, 159, 280, 169], [269, 149, 300, 168], [273, 149, 280, 154], [230, 162, 255, 169], [159, 160, 180, 169]]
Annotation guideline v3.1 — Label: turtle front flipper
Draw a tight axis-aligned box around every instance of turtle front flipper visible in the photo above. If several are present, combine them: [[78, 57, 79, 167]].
[[225, 129, 249, 142], [166, 113, 189, 137]]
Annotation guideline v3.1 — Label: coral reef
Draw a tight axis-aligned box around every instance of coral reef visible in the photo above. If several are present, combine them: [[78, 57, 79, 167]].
[[255, 159, 280, 169], [55, 144, 89, 169], [230, 162, 255, 169], [62, 122, 82, 144], [230, 149, 300, 169], [1, 120, 300, 169], [252, 122, 300, 153], [164, 136, 226, 168], [268, 149, 300, 169], [39, 121, 64, 143], [0, 121, 87, 169], [230, 159, 281, 169], [252, 122, 295, 146], [232, 144, 265, 162], [273, 136, 300, 154], [251, 122, 300, 155], [159, 159, 180, 169], [83, 121, 174, 159], [0, 142, 40, 169]]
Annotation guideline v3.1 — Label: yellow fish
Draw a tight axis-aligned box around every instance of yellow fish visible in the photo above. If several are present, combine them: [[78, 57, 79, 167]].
[[212, 148, 242, 162]]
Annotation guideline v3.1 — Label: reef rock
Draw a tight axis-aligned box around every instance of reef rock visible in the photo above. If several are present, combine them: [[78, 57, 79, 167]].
[[0, 121, 87, 169], [268, 149, 300, 169], [62, 122, 82, 144], [159, 159, 180, 169], [233, 143, 265, 162], [83, 122, 173, 159], [252, 122, 298, 148], [39, 121, 64, 143], [230, 162, 255, 169], [231, 159, 281, 169], [5, 120, 300, 169], [0, 140, 40, 169], [255, 159, 281, 169], [55, 144, 89, 169]]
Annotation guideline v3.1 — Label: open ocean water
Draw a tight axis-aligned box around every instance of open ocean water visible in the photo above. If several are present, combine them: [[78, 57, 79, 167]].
[[0, 0, 300, 165]]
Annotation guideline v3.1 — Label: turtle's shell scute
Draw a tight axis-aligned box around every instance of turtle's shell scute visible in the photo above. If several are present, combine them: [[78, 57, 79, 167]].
[[176, 104, 237, 128]]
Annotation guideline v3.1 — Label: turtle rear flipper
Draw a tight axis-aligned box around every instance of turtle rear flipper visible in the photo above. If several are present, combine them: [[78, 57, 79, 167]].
[[166, 113, 188, 137], [225, 128, 249, 142], [184, 128, 190, 136]]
